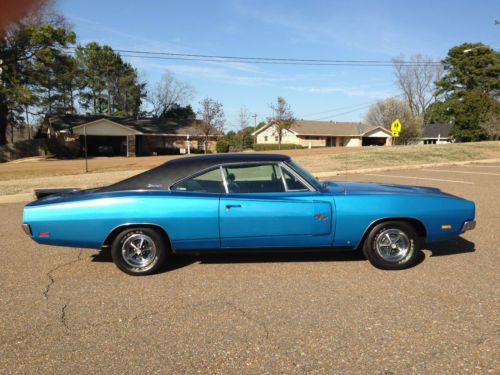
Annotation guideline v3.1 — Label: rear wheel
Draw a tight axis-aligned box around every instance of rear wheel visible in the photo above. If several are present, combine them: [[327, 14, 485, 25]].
[[111, 227, 167, 276], [362, 221, 420, 270]]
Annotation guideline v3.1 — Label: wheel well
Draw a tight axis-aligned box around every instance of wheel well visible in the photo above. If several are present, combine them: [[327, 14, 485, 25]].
[[101, 224, 172, 252], [357, 218, 427, 250]]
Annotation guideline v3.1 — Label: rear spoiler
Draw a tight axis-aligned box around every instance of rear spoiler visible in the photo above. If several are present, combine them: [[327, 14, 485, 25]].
[[34, 188, 80, 199]]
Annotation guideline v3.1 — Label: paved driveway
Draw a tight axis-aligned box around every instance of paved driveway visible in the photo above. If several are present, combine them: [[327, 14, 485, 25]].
[[1, 164, 498, 374]]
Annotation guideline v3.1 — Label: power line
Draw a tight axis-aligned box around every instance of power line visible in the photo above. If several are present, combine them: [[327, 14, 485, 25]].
[[65, 47, 443, 67]]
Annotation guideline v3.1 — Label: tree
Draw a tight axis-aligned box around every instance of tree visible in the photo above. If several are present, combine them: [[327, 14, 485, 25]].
[[162, 104, 195, 120], [196, 98, 225, 153], [392, 53, 443, 116], [427, 43, 500, 141], [480, 110, 500, 141], [0, 4, 75, 145], [364, 97, 413, 130], [148, 70, 194, 118], [448, 89, 497, 141], [436, 43, 499, 97], [364, 97, 421, 144], [75, 42, 145, 116], [268, 96, 294, 149]]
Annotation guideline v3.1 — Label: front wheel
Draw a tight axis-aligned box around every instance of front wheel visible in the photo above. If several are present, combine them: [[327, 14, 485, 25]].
[[362, 221, 421, 270], [111, 228, 167, 276]]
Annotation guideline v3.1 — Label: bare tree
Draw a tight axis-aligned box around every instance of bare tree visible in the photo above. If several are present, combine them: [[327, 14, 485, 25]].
[[392, 54, 443, 117], [364, 97, 412, 129], [196, 98, 225, 153], [238, 105, 250, 130], [480, 111, 500, 140], [364, 97, 421, 144], [148, 70, 194, 118], [268, 96, 294, 150]]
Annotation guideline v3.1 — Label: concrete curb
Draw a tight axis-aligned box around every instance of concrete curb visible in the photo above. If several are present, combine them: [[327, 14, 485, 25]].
[[1, 158, 499, 204]]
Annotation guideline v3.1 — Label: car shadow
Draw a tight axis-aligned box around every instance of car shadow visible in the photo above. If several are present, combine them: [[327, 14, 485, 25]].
[[91, 249, 367, 274], [424, 236, 476, 257], [91, 239, 473, 275]]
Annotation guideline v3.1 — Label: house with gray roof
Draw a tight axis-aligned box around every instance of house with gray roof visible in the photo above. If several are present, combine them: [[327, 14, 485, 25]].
[[252, 120, 393, 147], [418, 123, 453, 144], [42, 114, 220, 156]]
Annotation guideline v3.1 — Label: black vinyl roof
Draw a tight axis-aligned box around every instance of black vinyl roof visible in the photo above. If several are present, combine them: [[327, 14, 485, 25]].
[[100, 153, 291, 192]]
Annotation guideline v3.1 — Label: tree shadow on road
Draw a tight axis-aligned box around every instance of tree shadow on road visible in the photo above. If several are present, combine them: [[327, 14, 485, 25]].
[[424, 236, 475, 257]]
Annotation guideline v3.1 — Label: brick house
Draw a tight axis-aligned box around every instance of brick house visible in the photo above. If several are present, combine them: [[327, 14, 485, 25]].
[[41, 114, 220, 156]]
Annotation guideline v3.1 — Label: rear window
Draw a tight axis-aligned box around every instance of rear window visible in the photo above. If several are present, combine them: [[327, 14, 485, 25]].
[[171, 168, 224, 193]]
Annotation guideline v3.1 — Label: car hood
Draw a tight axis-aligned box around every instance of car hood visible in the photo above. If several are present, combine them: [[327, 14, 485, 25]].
[[323, 181, 455, 198]]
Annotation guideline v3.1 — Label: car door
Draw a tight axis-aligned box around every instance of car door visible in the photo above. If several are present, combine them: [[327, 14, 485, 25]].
[[168, 167, 224, 250], [219, 162, 333, 248]]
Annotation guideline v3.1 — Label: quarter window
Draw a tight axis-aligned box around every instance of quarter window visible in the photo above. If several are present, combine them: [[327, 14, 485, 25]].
[[171, 168, 224, 193], [223, 164, 285, 193]]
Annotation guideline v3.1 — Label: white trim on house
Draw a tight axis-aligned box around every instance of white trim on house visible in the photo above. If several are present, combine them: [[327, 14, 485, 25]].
[[69, 118, 143, 135]]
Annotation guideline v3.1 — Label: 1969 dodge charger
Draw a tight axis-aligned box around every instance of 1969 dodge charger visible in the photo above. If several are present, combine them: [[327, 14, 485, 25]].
[[22, 154, 476, 275]]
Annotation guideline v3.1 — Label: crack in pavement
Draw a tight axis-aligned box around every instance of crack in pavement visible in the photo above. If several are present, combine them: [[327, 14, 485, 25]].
[[42, 250, 83, 301], [60, 302, 70, 331], [223, 301, 271, 340]]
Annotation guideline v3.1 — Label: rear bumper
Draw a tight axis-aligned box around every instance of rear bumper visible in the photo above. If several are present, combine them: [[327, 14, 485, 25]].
[[22, 223, 32, 236], [461, 220, 476, 233]]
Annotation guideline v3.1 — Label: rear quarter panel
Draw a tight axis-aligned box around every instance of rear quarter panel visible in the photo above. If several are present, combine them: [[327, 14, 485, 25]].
[[23, 191, 220, 249]]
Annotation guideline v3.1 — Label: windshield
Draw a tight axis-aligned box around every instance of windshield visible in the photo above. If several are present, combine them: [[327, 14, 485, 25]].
[[286, 160, 323, 191]]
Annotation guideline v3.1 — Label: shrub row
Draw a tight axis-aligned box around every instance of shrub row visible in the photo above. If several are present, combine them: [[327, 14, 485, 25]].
[[252, 143, 303, 151]]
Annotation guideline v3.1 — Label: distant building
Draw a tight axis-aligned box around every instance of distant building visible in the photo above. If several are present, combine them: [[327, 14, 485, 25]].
[[41, 114, 220, 156], [418, 123, 453, 144], [252, 120, 393, 147]]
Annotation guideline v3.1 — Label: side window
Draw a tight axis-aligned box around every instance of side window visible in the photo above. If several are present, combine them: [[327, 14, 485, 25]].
[[223, 164, 285, 193], [282, 168, 309, 191], [171, 168, 224, 193]]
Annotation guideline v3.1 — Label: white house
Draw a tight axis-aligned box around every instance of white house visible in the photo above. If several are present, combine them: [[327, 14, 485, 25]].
[[253, 120, 393, 147]]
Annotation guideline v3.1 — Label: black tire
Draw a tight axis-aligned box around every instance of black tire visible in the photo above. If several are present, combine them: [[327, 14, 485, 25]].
[[362, 221, 421, 270], [111, 227, 168, 276]]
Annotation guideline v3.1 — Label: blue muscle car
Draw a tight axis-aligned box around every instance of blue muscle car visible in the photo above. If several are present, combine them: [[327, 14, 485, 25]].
[[22, 154, 476, 275]]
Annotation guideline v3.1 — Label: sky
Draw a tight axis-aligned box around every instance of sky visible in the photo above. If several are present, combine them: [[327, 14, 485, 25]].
[[56, 0, 499, 130]]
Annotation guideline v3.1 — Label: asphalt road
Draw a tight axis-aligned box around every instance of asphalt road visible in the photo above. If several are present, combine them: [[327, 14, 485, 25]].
[[1, 164, 499, 374]]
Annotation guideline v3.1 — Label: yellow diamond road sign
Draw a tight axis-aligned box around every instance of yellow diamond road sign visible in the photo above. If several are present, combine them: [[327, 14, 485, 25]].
[[391, 119, 402, 137]]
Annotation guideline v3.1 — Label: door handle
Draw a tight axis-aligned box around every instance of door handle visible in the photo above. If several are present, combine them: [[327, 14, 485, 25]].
[[225, 204, 242, 209]]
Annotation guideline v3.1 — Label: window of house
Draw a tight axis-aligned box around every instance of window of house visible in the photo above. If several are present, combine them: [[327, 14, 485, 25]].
[[223, 164, 285, 193], [275, 136, 279, 141], [264, 136, 268, 141], [171, 168, 224, 193]]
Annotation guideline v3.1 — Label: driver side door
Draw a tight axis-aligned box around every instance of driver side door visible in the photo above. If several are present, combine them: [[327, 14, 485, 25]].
[[219, 163, 332, 248]]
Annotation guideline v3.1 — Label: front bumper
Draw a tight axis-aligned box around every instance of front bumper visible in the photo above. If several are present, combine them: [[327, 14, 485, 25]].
[[461, 220, 476, 233], [22, 223, 32, 236]]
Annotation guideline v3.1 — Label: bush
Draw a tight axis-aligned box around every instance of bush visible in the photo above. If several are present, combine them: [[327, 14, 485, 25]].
[[47, 136, 81, 159], [252, 143, 303, 151], [216, 140, 230, 153]]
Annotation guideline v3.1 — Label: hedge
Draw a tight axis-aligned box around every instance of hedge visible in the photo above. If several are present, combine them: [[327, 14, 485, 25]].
[[252, 144, 303, 151]]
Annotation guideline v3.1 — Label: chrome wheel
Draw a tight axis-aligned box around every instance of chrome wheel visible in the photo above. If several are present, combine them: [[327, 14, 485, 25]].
[[121, 233, 157, 269], [375, 229, 410, 262]]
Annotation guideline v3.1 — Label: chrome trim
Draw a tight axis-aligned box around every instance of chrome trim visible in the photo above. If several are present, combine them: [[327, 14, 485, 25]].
[[278, 164, 289, 191], [280, 162, 315, 192], [22, 223, 32, 236], [461, 220, 476, 232], [220, 165, 229, 194]]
